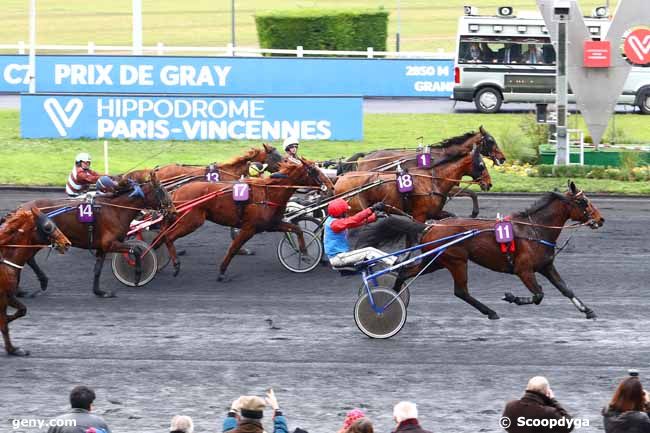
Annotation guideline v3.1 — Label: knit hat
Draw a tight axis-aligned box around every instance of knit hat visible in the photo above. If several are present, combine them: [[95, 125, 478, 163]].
[[343, 409, 366, 430], [238, 396, 266, 419]]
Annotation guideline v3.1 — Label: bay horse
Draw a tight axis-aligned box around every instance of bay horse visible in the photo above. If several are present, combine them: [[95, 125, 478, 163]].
[[161, 158, 334, 281], [22, 174, 175, 298], [391, 181, 605, 320], [124, 144, 283, 186], [337, 127, 505, 218], [0, 207, 71, 355], [354, 126, 506, 172], [334, 145, 492, 223]]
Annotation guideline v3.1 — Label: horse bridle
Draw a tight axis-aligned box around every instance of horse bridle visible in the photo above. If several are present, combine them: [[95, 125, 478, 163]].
[[306, 164, 329, 192], [478, 132, 502, 166]]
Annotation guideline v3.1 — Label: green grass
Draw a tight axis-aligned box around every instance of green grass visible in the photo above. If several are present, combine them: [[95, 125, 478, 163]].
[[1, 108, 649, 194], [1, 0, 619, 53]]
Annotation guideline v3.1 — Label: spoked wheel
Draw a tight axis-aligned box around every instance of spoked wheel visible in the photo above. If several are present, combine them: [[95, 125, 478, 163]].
[[354, 287, 407, 339], [111, 239, 158, 287], [135, 229, 170, 271], [358, 284, 410, 308], [293, 216, 322, 236], [277, 230, 323, 273]]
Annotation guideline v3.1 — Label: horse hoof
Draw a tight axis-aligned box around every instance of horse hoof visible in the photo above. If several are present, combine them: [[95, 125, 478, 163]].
[[236, 248, 255, 256], [173, 265, 181, 277], [217, 274, 231, 283], [177, 249, 187, 256], [585, 310, 597, 320], [94, 291, 116, 299], [39, 279, 49, 291], [16, 288, 28, 298], [488, 313, 500, 320], [8, 347, 30, 357], [502, 292, 516, 304]]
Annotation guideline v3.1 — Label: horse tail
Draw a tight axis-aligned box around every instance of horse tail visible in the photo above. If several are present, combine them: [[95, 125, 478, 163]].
[[346, 152, 367, 162], [354, 215, 427, 249]]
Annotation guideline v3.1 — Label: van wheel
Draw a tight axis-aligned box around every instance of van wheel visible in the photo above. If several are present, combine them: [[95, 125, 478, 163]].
[[639, 90, 650, 115], [474, 87, 502, 113]]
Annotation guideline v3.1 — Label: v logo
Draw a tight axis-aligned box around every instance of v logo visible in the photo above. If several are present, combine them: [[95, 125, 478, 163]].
[[627, 34, 650, 63], [43, 98, 83, 137]]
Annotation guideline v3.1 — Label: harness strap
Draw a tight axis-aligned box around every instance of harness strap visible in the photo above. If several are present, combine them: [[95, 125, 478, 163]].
[[0, 258, 24, 269]]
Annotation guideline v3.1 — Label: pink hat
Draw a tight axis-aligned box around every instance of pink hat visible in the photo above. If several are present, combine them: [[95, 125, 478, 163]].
[[343, 409, 366, 430]]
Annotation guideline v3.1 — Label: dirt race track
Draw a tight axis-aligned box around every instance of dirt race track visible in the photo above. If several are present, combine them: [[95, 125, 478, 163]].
[[1, 190, 649, 433]]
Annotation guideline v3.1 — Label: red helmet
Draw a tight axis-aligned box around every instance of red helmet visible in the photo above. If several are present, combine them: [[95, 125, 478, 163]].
[[327, 198, 350, 217]]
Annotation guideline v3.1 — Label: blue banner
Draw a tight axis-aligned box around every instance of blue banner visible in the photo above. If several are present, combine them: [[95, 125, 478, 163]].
[[2, 55, 454, 96], [20, 94, 363, 141], [0, 56, 29, 92]]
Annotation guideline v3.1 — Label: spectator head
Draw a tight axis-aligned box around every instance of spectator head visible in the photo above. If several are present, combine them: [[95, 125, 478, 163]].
[[393, 401, 418, 424], [238, 396, 266, 421], [347, 418, 374, 433], [169, 415, 194, 433], [339, 409, 366, 433], [69, 386, 96, 411], [609, 377, 646, 412], [526, 376, 551, 396]]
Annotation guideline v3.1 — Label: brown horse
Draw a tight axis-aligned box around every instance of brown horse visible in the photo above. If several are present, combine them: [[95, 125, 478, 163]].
[[125, 144, 283, 186], [354, 126, 506, 172], [391, 181, 605, 320], [161, 158, 334, 281], [0, 208, 71, 355], [335, 145, 492, 222], [23, 174, 175, 298]]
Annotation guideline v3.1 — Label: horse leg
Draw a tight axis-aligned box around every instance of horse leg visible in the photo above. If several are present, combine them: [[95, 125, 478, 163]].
[[164, 237, 181, 277], [6, 295, 27, 323], [92, 250, 115, 298], [0, 293, 28, 356], [231, 227, 254, 256], [503, 270, 545, 306], [218, 227, 256, 282], [445, 259, 500, 319], [28, 256, 49, 292], [16, 257, 49, 298], [540, 264, 596, 319]]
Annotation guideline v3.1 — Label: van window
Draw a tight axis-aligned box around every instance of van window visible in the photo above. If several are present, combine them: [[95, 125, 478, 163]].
[[458, 37, 556, 65]]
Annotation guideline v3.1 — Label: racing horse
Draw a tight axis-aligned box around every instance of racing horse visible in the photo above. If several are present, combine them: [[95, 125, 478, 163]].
[[22, 174, 175, 298], [354, 126, 506, 171], [0, 208, 71, 355], [334, 145, 492, 223], [124, 144, 283, 187], [160, 158, 334, 281], [390, 181, 604, 320], [334, 127, 505, 218]]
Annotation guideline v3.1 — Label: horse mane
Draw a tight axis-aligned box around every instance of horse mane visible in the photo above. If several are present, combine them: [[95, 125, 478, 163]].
[[516, 192, 566, 217], [432, 131, 477, 149], [225, 147, 259, 166], [0, 209, 31, 241]]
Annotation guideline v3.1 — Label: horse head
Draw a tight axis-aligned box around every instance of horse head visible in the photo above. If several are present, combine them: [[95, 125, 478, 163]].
[[261, 143, 283, 172], [564, 181, 604, 229], [279, 158, 334, 195], [478, 125, 506, 166], [471, 145, 493, 191], [142, 171, 177, 218], [31, 207, 72, 253]]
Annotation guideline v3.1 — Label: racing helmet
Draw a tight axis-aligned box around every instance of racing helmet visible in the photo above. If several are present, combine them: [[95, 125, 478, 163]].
[[96, 175, 117, 193], [327, 198, 350, 218], [248, 162, 268, 177], [75, 152, 92, 164], [283, 136, 300, 152]]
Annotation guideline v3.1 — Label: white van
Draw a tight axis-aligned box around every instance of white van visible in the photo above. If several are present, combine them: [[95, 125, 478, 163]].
[[452, 6, 650, 114]]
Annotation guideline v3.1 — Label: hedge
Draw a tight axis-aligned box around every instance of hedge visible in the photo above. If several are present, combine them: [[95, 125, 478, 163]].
[[532, 164, 650, 181], [255, 9, 389, 54]]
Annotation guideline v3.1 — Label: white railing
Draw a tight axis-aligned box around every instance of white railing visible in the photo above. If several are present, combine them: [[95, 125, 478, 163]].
[[0, 42, 453, 59]]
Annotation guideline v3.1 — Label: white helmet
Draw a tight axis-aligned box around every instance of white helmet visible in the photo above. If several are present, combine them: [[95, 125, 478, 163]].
[[75, 152, 91, 163], [283, 136, 300, 151]]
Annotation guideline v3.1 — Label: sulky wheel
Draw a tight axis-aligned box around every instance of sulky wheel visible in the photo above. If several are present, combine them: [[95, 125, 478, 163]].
[[277, 230, 323, 273], [358, 284, 410, 308], [133, 229, 170, 271], [111, 239, 158, 287], [354, 287, 407, 339]]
